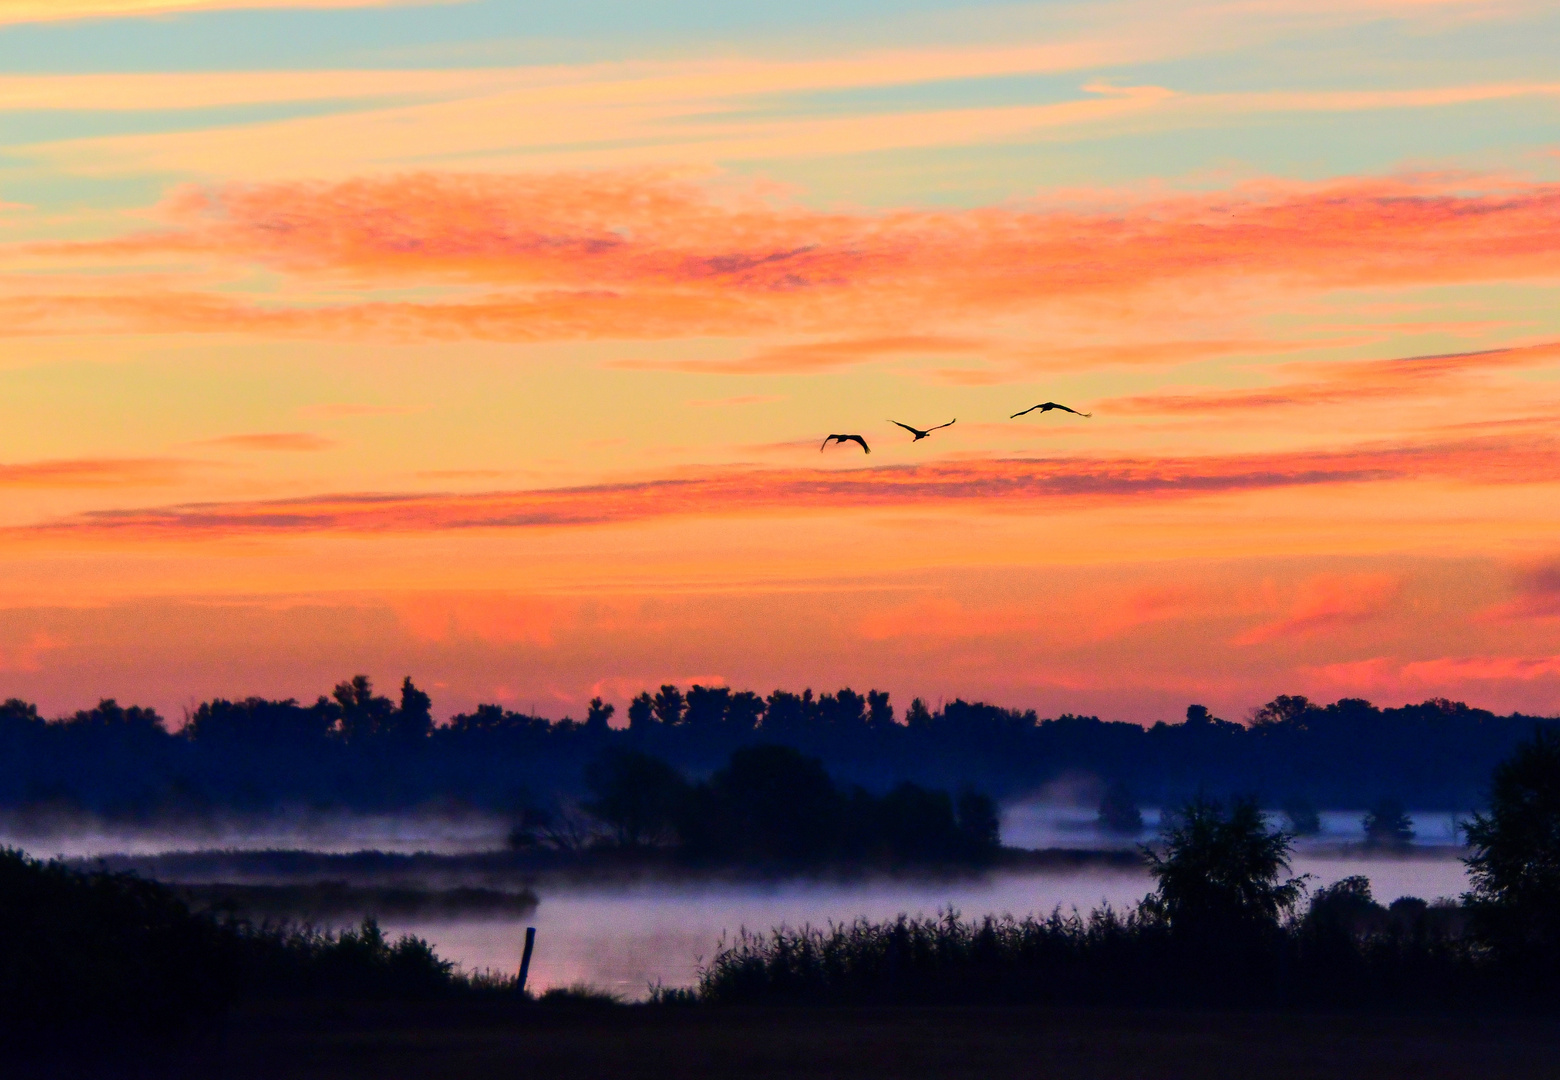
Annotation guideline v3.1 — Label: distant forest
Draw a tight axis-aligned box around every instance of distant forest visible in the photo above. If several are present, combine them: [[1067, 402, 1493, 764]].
[[0, 676, 1554, 818]]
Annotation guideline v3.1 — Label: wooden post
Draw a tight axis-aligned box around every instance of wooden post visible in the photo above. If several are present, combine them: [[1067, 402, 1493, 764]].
[[517, 926, 536, 995]]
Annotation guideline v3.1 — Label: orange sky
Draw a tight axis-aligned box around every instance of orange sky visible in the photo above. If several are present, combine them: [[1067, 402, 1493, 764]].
[[1, 0, 1558, 722]]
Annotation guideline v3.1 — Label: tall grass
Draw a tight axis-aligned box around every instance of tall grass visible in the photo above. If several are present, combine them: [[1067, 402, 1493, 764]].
[[698, 905, 1488, 1011]]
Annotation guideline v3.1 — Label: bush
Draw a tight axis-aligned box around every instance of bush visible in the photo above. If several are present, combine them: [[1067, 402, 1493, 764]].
[[0, 848, 243, 1044], [0, 849, 503, 1047]]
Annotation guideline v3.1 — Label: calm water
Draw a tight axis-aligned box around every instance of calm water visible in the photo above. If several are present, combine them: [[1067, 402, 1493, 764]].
[[383, 854, 1472, 998]]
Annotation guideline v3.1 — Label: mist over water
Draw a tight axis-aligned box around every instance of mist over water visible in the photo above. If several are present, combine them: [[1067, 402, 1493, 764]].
[[0, 808, 511, 859], [386, 853, 1472, 999], [7, 802, 1472, 999], [999, 798, 1466, 850]]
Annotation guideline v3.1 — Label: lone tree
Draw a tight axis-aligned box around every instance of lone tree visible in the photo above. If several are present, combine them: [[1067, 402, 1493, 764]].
[[1363, 799, 1415, 847], [1143, 796, 1304, 936], [1464, 727, 1560, 967], [583, 749, 689, 848], [1097, 781, 1144, 835]]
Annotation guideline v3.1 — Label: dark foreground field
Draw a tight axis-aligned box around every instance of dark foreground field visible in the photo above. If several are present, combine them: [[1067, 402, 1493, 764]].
[[66, 1002, 1560, 1080]]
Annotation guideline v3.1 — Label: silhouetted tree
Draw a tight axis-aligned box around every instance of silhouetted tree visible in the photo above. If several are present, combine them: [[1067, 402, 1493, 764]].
[[393, 677, 433, 740], [1143, 796, 1303, 935], [652, 684, 686, 727], [1304, 875, 1383, 936], [687, 745, 842, 863], [683, 685, 730, 730], [867, 690, 894, 729], [1251, 694, 1314, 729], [65, 699, 165, 736], [1283, 797, 1322, 836], [1363, 799, 1415, 847], [585, 697, 615, 734], [333, 675, 395, 741], [0, 698, 42, 731], [627, 692, 654, 733], [1464, 728, 1560, 969], [905, 697, 933, 730], [583, 750, 688, 847], [727, 690, 765, 733], [1098, 781, 1144, 834], [760, 689, 812, 739], [957, 788, 1002, 856], [876, 782, 960, 860]]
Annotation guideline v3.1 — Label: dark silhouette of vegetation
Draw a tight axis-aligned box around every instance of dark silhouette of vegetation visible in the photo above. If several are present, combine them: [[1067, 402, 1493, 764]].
[[1363, 799, 1416, 847], [1141, 796, 1303, 933], [698, 794, 1482, 1010], [1097, 781, 1144, 834], [1464, 729, 1560, 984], [0, 848, 513, 1049], [1, 680, 1554, 820], [1283, 797, 1322, 836], [585, 749, 688, 848], [584, 744, 1002, 866]]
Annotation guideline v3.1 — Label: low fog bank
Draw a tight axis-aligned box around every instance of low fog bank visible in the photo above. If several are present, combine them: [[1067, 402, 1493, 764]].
[[1000, 796, 1467, 852], [0, 806, 513, 860]]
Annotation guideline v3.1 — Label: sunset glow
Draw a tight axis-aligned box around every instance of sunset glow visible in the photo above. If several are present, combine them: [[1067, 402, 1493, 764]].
[[2, 0, 1558, 722]]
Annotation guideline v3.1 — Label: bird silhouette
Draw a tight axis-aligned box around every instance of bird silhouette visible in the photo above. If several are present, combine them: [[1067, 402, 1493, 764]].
[[820, 433, 871, 454], [1010, 401, 1092, 419], [890, 419, 956, 442]]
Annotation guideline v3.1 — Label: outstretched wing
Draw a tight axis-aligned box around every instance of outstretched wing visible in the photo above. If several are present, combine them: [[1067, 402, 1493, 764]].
[[820, 434, 838, 452], [847, 435, 871, 454], [926, 419, 956, 432], [1010, 404, 1041, 418], [1048, 402, 1092, 417], [889, 420, 923, 437]]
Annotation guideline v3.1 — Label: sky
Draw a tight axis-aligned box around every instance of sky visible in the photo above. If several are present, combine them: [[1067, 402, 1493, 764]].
[[0, 0, 1558, 724]]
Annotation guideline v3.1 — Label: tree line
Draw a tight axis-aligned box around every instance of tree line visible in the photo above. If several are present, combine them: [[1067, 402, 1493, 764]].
[[513, 744, 1001, 866], [1, 676, 1554, 816]]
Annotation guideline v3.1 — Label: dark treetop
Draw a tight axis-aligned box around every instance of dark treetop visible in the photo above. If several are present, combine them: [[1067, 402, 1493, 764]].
[[0, 680, 1553, 817]]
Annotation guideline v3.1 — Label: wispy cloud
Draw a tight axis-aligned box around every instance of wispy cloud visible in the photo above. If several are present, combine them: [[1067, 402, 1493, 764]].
[[0, 456, 195, 488], [11, 172, 1560, 351], [196, 432, 336, 451], [1232, 573, 1400, 646], [0, 0, 435, 24], [23, 432, 1560, 539], [1103, 340, 1560, 414], [622, 337, 987, 375]]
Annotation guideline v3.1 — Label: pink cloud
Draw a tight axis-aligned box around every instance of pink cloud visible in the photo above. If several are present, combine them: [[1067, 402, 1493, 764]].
[[0, 456, 194, 488], [197, 432, 336, 452], [1104, 340, 1560, 415], [14, 170, 1560, 347], [0, 630, 64, 674], [1232, 573, 1400, 646], [20, 431, 1560, 540]]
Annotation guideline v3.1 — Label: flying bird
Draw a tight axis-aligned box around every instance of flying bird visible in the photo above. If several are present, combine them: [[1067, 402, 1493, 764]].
[[1010, 401, 1092, 419], [890, 419, 956, 442], [820, 433, 871, 454]]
